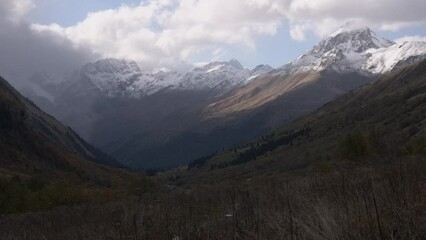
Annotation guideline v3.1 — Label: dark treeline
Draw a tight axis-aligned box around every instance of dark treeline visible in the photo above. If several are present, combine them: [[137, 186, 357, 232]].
[[187, 128, 311, 170], [187, 152, 217, 170], [231, 128, 311, 165]]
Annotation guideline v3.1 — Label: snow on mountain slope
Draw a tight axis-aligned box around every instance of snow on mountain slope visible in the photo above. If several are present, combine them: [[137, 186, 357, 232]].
[[74, 59, 266, 97], [282, 26, 397, 75], [133, 71, 182, 95], [82, 58, 144, 97], [275, 26, 425, 77], [206, 64, 226, 73], [247, 64, 274, 81], [365, 41, 426, 74], [174, 60, 251, 90], [313, 26, 394, 54], [80, 59, 183, 97]]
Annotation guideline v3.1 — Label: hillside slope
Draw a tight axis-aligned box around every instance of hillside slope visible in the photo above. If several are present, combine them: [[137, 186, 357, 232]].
[[0, 76, 130, 184], [176, 60, 426, 184]]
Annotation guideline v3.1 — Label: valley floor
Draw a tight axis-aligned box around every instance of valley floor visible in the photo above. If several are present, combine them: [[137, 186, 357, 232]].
[[1, 156, 425, 240]]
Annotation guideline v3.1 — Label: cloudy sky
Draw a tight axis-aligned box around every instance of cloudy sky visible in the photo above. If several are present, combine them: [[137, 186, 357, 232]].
[[1, 0, 425, 81]]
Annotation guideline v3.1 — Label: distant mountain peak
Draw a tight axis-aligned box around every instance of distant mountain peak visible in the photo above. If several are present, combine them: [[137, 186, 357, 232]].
[[310, 26, 395, 55], [330, 24, 370, 37], [79, 58, 144, 97], [83, 58, 141, 75], [228, 59, 244, 70], [60, 57, 265, 97], [282, 25, 417, 74], [252, 64, 273, 72]]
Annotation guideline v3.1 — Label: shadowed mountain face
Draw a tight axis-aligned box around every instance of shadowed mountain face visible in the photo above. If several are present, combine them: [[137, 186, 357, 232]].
[[0, 76, 128, 183], [21, 27, 426, 169], [28, 69, 372, 169]]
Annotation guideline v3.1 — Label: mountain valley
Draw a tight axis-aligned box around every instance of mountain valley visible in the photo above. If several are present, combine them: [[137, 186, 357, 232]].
[[21, 26, 426, 169], [2, 1, 426, 238], [0, 15, 425, 239]]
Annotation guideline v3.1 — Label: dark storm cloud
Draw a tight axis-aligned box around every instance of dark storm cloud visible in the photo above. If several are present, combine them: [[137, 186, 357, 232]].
[[0, 0, 97, 84]]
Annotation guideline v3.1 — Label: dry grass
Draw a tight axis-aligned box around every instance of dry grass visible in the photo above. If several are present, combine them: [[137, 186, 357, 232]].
[[1, 156, 424, 240]]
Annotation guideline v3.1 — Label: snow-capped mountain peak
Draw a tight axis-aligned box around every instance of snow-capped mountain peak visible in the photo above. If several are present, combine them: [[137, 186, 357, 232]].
[[83, 58, 141, 75], [272, 25, 426, 77], [61, 58, 269, 98], [326, 26, 394, 51], [307, 26, 394, 57], [282, 26, 426, 75], [198, 59, 244, 73], [251, 64, 273, 72], [175, 60, 251, 90], [81, 58, 143, 97]]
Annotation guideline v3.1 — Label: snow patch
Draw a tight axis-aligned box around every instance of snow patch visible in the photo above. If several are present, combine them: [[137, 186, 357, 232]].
[[206, 64, 225, 73]]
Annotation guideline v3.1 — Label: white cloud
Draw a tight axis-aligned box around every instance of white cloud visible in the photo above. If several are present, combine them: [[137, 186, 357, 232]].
[[285, 0, 426, 38], [0, 0, 96, 84], [395, 35, 426, 43], [32, 0, 287, 70], [289, 24, 308, 41], [1, 0, 426, 76], [30, 0, 426, 71], [0, 0, 35, 21]]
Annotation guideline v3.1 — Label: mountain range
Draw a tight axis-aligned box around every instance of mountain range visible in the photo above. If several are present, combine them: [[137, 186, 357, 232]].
[[20, 26, 426, 169]]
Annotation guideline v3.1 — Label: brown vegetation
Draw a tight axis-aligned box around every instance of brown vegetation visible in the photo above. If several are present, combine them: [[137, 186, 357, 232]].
[[0, 155, 424, 239]]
